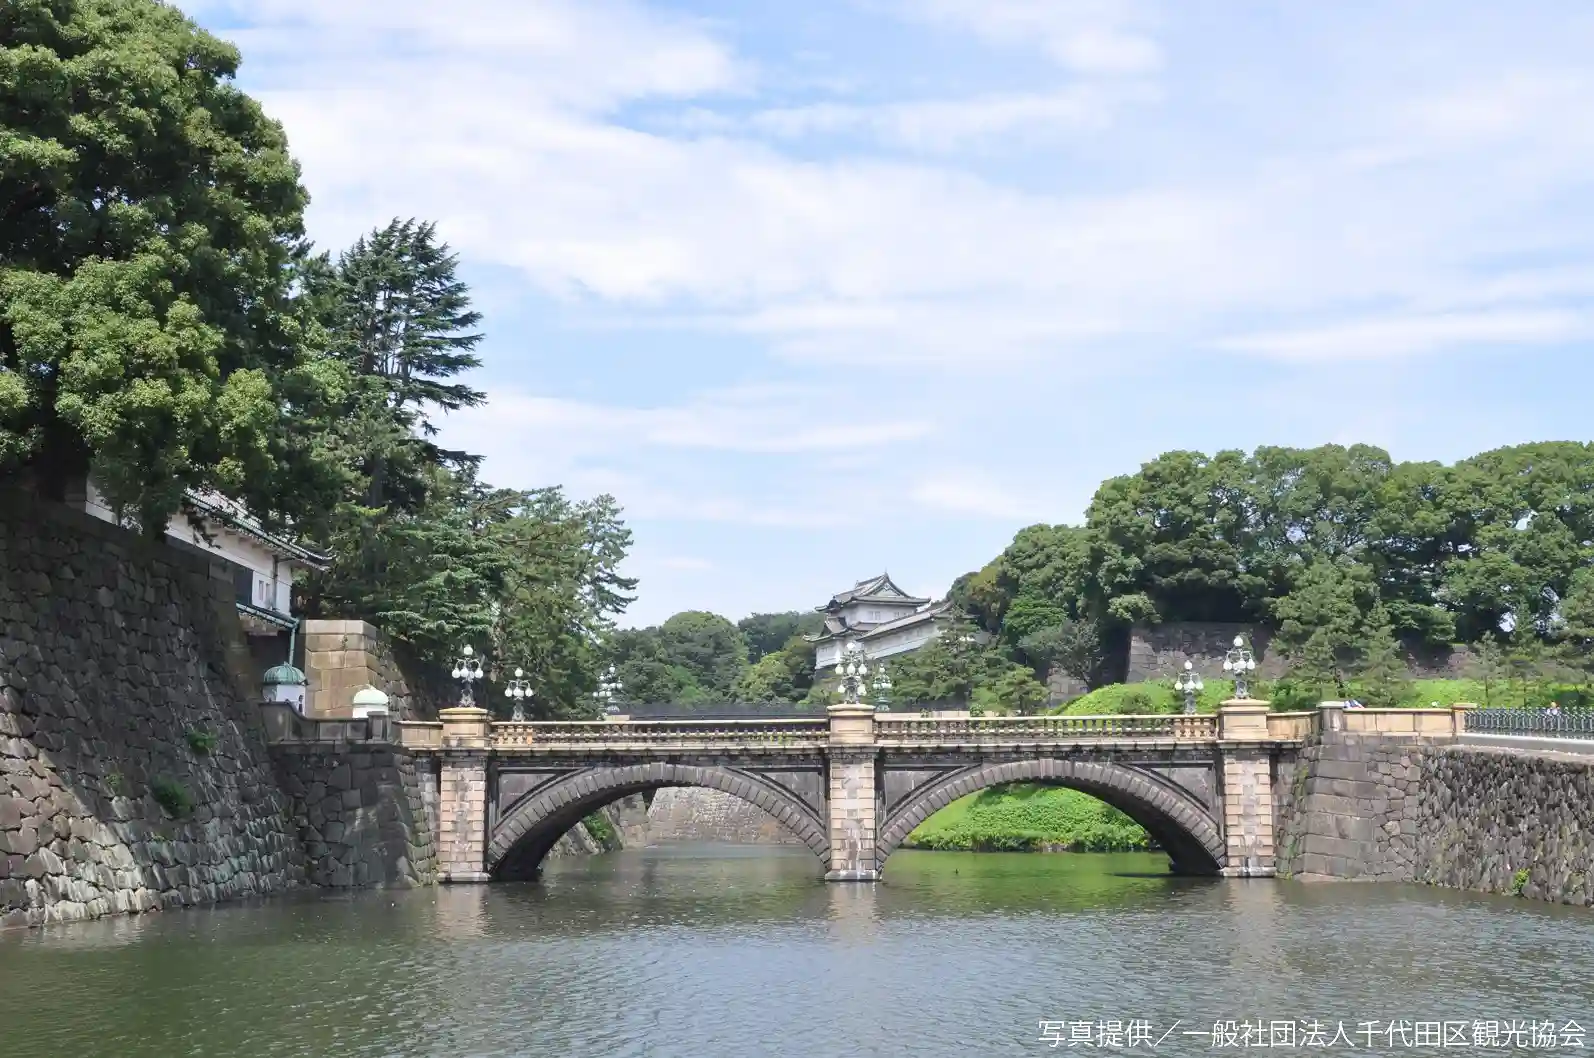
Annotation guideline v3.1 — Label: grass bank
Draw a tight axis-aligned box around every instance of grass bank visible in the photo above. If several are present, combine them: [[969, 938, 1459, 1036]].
[[901, 784, 1151, 853]]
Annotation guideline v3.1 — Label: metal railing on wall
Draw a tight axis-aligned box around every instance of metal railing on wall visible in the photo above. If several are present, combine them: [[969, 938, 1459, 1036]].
[[1463, 707, 1594, 740]]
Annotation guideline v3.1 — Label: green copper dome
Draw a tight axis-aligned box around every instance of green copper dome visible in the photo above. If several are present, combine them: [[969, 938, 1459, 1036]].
[[262, 663, 306, 686]]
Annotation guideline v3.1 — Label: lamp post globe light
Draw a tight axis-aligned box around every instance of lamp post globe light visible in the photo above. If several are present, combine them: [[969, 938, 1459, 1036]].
[[450, 644, 485, 708], [870, 663, 893, 712], [1174, 660, 1204, 716], [505, 667, 533, 722], [1222, 635, 1257, 701], [837, 642, 870, 706], [595, 664, 622, 717]]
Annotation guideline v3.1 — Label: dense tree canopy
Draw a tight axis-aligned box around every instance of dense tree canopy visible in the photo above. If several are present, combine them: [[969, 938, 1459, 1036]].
[[2, 2, 637, 719], [1, 0, 337, 535], [940, 440, 1594, 708]]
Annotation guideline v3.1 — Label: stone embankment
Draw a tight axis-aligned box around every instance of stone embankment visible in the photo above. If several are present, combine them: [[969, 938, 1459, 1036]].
[[273, 746, 436, 887], [1276, 731, 1594, 906], [1, 493, 307, 928], [545, 793, 651, 859], [645, 787, 801, 845]]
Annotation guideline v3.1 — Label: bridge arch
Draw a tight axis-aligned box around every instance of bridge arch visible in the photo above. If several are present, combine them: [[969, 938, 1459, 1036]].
[[487, 763, 831, 879], [877, 759, 1225, 875]]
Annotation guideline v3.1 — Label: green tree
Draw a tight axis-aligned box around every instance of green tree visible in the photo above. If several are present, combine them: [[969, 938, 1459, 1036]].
[[1556, 568, 1594, 687], [322, 219, 486, 513], [1083, 448, 1265, 627], [972, 667, 1049, 715], [1272, 559, 1376, 700], [737, 611, 823, 662], [1, 0, 336, 534], [487, 490, 637, 718], [1351, 603, 1411, 707], [609, 611, 752, 703], [1000, 595, 1070, 645], [1017, 618, 1104, 687], [735, 636, 817, 703]]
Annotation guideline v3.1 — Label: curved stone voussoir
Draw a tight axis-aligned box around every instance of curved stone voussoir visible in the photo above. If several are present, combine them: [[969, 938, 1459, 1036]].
[[877, 758, 1224, 874], [487, 763, 828, 874]]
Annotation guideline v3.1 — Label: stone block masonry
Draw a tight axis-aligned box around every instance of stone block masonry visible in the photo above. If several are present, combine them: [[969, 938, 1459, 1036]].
[[272, 746, 436, 887], [0, 490, 308, 928], [645, 787, 802, 845], [1276, 730, 1594, 907], [1416, 746, 1594, 905], [1275, 732, 1431, 883]]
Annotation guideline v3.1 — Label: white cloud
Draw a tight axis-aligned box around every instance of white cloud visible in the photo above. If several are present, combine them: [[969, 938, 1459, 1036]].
[[745, 86, 1156, 151], [1215, 310, 1588, 362], [446, 386, 932, 459], [191, 0, 1594, 376], [888, 0, 1162, 75], [910, 475, 1047, 521], [194, 0, 745, 112]]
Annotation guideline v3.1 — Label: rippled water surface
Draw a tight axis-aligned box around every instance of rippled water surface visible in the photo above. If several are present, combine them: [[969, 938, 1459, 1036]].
[[2, 845, 1591, 1057]]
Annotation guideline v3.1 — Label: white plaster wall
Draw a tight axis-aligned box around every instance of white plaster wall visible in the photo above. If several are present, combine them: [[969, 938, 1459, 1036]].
[[83, 481, 292, 614]]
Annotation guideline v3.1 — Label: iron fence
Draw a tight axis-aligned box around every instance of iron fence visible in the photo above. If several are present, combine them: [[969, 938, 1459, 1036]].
[[1463, 708, 1594, 740]]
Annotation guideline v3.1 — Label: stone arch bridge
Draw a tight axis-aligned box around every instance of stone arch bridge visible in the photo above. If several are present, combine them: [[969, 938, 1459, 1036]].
[[377, 702, 1319, 882]]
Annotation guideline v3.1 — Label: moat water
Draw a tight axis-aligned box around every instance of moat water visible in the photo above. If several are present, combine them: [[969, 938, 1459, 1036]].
[[1, 845, 1590, 1058]]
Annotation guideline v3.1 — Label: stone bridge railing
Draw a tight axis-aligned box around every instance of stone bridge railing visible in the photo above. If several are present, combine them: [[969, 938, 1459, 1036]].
[[266, 703, 1478, 754], [873, 713, 1219, 743], [488, 718, 831, 751]]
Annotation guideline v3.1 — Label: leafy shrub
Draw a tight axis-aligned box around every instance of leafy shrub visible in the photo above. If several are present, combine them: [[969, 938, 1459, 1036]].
[[150, 777, 193, 818], [1511, 868, 1530, 896], [582, 810, 619, 851], [185, 726, 218, 755]]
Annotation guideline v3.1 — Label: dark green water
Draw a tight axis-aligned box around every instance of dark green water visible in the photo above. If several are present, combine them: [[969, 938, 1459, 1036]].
[[1, 845, 1590, 1057]]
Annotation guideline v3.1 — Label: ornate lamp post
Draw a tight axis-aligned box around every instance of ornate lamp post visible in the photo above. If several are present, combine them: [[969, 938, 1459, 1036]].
[[505, 667, 533, 722], [870, 662, 893, 712], [1222, 635, 1257, 700], [1174, 660, 1204, 715], [450, 644, 485, 708], [595, 664, 622, 717], [837, 642, 871, 706]]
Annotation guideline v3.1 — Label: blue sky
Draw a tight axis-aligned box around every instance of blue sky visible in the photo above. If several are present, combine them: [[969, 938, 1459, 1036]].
[[183, 0, 1594, 626]]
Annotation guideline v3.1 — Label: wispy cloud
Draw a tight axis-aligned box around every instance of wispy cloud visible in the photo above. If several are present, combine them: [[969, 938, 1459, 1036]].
[[183, 0, 1594, 624], [1216, 310, 1588, 361], [909, 475, 1048, 521], [885, 0, 1162, 75], [449, 386, 932, 457]]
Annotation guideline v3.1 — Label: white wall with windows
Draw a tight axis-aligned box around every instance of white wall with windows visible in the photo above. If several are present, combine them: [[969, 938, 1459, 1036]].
[[82, 481, 293, 616]]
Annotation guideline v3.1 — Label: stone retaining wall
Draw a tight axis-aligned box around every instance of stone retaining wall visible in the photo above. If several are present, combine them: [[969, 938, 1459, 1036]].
[[645, 787, 801, 845], [1276, 731, 1594, 906], [1416, 746, 1594, 905], [1275, 733, 1430, 883], [1125, 622, 1476, 685], [0, 492, 308, 928], [544, 793, 651, 860], [271, 747, 436, 887]]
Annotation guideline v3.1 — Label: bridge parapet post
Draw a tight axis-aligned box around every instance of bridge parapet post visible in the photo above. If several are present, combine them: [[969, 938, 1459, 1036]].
[[1218, 699, 1276, 878], [826, 704, 879, 882], [437, 707, 492, 883]]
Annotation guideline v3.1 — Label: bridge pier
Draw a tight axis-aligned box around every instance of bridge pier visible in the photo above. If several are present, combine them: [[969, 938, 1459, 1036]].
[[825, 703, 880, 881], [437, 706, 492, 883], [1217, 700, 1276, 877]]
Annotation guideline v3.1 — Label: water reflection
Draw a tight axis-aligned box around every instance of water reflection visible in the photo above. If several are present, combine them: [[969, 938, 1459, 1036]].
[[0, 846, 1589, 1058]]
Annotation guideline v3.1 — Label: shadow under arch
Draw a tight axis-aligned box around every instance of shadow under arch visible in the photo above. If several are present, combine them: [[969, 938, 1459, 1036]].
[[487, 763, 831, 880], [877, 759, 1226, 876]]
